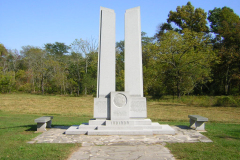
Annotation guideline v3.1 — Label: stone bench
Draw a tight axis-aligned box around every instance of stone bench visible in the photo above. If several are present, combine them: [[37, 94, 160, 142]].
[[35, 116, 53, 132], [188, 115, 208, 131]]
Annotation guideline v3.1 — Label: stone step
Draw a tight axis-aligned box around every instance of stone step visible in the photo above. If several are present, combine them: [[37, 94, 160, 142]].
[[65, 123, 176, 135], [89, 119, 106, 125], [97, 124, 162, 130], [77, 124, 97, 130], [105, 119, 152, 126], [65, 126, 88, 135], [152, 125, 176, 135], [88, 130, 153, 136]]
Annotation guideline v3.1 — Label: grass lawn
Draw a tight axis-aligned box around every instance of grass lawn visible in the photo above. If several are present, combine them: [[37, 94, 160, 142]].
[[0, 93, 240, 159], [163, 122, 240, 160], [0, 112, 91, 160]]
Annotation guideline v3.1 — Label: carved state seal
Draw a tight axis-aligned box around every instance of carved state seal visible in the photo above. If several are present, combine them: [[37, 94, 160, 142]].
[[113, 93, 127, 107]]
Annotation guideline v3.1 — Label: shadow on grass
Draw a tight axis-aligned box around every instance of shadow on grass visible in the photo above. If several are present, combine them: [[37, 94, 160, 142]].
[[176, 125, 191, 129], [0, 125, 37, 131], [216, 129, 240, 140], [217, 135, 240, 140], [151, 103, 186, 107], [51, 125, 70, 129], [0, 124, 73, 132]]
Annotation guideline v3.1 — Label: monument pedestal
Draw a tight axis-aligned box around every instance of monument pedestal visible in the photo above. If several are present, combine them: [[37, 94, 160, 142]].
[[65, 91, 175, 135], [65, 119, 175, 135]]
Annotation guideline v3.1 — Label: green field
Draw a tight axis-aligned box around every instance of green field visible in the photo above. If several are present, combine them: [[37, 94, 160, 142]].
[[0, 94, 239, 159]]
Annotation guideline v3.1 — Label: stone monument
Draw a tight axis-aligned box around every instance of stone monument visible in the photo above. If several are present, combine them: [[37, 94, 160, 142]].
[[65, 6, 175, 135]]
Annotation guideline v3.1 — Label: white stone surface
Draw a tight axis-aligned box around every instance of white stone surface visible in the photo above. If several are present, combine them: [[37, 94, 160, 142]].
[[188, 115, 208, 131], [188, 115, 208, 121], [78, 124, 97, 130], [88, 119, 106, 125], [194, 121, 206, 131], [97, 7, 116, 98], [37, 122, 47, 132], [110, 92, 130, 120], [93, 7, 115, 119], [125, 6, 143, 97], [93, 98, 110, 119], [152, 125, 176, 135], [65, 126, 88, 135], [88, 130, 153, 136], [35, 116, 53, 131], [129, 97, 147, 118], [105, 119, 152, 126], [97, 125, 162, 130]]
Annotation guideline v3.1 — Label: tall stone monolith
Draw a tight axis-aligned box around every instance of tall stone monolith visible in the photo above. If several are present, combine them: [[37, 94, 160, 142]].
[[94, 7, 116, 120], [125, 7, 146, 119], [125, 6, 143, 97]]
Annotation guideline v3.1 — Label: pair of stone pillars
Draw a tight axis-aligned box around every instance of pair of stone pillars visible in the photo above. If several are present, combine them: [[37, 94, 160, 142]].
[[94, 6, 146, 121], [65, 7, 175, 135]]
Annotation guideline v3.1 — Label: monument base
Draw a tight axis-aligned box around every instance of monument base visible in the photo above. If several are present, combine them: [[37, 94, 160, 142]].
[[65, 119, 175, 135]]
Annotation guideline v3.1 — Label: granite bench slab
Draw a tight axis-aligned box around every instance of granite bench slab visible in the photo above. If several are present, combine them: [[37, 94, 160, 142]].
[[35, 116, 53, 132], [188, 115, 208, 131]]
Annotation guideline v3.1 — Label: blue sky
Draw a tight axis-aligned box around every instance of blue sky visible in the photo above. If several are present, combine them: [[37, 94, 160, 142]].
[[1, 0, 240, 52]]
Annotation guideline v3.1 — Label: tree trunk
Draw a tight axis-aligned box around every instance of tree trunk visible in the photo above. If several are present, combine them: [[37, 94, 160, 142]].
[[225, 65, 230, 95], [41, 74, 44, 94], [77, 63, 80, 96], [77, 86, 79, 96], [33, 78, 35, 93], [176, 71, 181, 98], [85, 58, 88, 95]]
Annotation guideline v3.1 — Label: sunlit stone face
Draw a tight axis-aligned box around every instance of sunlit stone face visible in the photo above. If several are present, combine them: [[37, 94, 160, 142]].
[[113, 93, 127, 107]]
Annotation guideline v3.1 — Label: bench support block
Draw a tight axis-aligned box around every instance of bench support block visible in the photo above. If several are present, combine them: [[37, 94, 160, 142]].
[[37, 122, 47, 132], [188, 115, 208, 131], [189, 119, 196, 128], [189, 119, 205, 131], [35, 117, 53, 132], [46, 120, 52, 128]]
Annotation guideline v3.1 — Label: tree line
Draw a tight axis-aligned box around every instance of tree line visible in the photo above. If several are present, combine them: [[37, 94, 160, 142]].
[[1, 2, 240, 98]]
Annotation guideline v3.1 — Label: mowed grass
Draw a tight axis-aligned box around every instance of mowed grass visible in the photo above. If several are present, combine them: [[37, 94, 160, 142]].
[[148, 101, 240, 123], [0, 112, 90, 160], [166, 123, 240, 160], [1, 93, 239, 123], [0, 93, 93, 117], [0, 93, 240, 159]]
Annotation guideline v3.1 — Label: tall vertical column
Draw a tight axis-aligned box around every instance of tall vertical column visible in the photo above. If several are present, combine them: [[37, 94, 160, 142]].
[[97, 7, 116, 98], [125, 6, 143, 97], [94, 7, 115, 119]]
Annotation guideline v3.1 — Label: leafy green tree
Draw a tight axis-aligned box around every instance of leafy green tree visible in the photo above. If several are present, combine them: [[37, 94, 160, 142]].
[[21, 46, 49, 94], [169, 2, 208, 32], [142, 42, 166, 97], [116, 40, 124, 91], [0, 69, 16, 93], [0, 45, 18, 74], [0, 44, 8, 57], [156, 1, 208, 40], [67, 52, 85, 96], [151, 29, 215, 98], [44, 42, 70, 57], [208, 7, 240, 95], [70, 38, 98, 95], [82, 51, 98, 95]]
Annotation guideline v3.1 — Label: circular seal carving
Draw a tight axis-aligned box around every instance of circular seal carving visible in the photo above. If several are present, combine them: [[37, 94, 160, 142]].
[[114, 93, 127, 107]]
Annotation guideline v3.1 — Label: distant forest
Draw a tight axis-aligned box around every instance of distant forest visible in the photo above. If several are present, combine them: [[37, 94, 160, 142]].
[[1, 2, 240, 98]]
